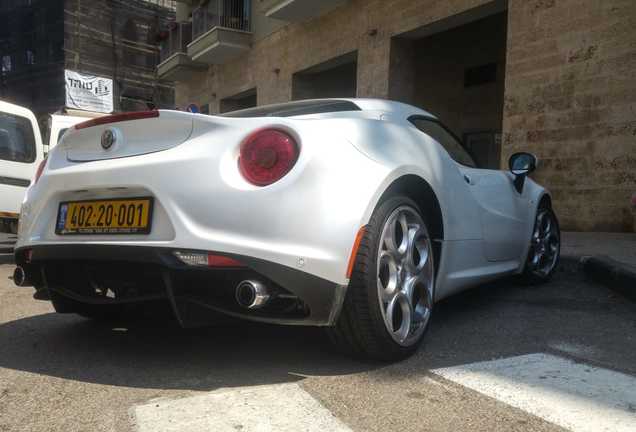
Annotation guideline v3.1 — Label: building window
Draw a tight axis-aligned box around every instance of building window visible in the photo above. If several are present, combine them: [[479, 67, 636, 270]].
[[26, 49, 35, 65], [1, 55, 11, 73]]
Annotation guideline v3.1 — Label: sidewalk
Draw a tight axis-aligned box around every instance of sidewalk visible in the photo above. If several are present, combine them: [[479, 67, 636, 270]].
[[562, 232, 636, 266], [562, 232, 636, 301]]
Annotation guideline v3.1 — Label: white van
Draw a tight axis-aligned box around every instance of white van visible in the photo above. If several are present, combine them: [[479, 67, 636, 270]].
[[43, 113, 92, 155], [0, 100, 44, 233]]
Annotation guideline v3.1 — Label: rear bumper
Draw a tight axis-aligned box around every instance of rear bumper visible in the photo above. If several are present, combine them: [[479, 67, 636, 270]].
[[15, 245, 346, 327]]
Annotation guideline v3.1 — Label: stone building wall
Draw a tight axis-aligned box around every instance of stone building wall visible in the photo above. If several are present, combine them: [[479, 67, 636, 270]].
[[503, 0, 636, 231], [175, 0, 636, 232], [64, 0, 175, 111], [0, 0, 66, 117], [1, 0, 176, 117], [175, 0, 494, 110]]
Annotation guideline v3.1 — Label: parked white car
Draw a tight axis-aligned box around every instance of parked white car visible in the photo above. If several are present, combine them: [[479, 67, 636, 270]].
[[0, 100, 44, 233], [14, 99, 560, 361]]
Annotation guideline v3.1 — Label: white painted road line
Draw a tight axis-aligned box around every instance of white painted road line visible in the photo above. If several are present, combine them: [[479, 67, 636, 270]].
[[432, 353, 636, 432], [134, 383, 353, 432]]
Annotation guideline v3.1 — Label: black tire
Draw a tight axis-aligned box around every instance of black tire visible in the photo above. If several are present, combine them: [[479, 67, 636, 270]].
[[520, 203, 561, 284], [50, 290, 123, 321], [328, 196, 435, 362]]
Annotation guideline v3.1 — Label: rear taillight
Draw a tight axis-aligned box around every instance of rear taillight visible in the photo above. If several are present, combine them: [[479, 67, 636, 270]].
[[173, 251, 245, 268], [34, 157, 47, 184], [74, 110, 159, 130], [238, 129, 299, 186]]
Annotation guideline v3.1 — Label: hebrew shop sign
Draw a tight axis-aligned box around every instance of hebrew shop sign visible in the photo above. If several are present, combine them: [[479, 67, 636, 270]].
[[65, 70, 114, 113]]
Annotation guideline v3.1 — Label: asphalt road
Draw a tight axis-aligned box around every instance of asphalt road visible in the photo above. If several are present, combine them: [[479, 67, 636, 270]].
[[1, 239, 635, 431]]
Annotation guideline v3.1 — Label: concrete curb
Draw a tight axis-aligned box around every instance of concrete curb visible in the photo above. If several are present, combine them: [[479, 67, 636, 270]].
[[581, 255, 636, 302]]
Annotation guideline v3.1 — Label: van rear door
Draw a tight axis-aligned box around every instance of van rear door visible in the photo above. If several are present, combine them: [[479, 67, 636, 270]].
[[0, 101, 43, 219]]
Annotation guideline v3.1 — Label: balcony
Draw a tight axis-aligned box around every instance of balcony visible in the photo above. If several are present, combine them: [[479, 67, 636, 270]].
[[187, 1, 252, 65], [263, 0, 348, 22], [157, 22, 206, 81]]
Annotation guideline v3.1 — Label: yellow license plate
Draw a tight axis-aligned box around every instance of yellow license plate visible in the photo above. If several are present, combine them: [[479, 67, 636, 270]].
[[56, 197, 153, 235]]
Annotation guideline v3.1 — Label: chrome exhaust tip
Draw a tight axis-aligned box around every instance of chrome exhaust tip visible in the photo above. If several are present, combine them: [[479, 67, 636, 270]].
[[13, 266, 31, 287], [235, 280, 270, 309]]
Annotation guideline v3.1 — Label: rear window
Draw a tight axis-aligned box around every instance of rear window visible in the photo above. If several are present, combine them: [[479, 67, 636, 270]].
[[222, 100, 361, 118], [0, 112, 36, 163]]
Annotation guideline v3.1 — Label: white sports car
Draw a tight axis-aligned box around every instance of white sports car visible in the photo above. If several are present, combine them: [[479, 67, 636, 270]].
[[14, 99, 560, 361]]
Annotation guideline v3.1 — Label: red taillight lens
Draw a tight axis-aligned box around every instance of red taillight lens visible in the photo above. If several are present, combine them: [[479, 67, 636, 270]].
[[74, 110, 159, 130], [34, 157, 47, 184], [238, 129, 299, 186], [207, 254, 245, 268]]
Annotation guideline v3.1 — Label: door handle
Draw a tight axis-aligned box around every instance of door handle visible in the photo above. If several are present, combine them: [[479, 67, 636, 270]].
[[464, 174, 471, 184]]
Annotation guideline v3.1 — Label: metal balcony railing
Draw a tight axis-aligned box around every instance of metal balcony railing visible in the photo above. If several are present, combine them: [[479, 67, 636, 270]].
[[192, 0, 251, 41], [141, 0, 176, 10], [160, 22, 192, 63]]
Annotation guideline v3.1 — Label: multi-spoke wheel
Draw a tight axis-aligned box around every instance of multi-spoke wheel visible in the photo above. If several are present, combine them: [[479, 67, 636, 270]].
[[377, 206, 433, 347], [521, 204, 560, 283], [328, 196, 435, 361]]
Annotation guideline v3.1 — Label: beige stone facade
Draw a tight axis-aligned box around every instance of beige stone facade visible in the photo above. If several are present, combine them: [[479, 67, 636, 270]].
[[170, 0, 636, 232]]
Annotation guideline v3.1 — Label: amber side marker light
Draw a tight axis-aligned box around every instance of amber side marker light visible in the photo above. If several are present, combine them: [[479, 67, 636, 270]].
[[74, 111, 159, 130], [346, 226, 367, 278]]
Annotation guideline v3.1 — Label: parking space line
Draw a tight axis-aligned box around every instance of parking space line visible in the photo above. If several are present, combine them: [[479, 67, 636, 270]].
[[432, 353, 636, 432], [134, 382, 353, 432]]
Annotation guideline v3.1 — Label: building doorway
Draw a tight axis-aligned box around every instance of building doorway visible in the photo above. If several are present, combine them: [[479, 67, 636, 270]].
[[220, 87, 257, 113], [389, 1, 508, 169], [292, 51, 357, 100]]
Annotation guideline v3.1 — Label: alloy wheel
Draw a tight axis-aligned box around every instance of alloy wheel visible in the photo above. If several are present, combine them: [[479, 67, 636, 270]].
[[528, 208, 560, 277], [376, 205, 434, 347]]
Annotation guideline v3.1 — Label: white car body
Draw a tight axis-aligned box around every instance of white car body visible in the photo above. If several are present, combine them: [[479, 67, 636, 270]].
[[15, 99, 549, 327], [45, 114, 95, 154], [0, 100, 44, 225]]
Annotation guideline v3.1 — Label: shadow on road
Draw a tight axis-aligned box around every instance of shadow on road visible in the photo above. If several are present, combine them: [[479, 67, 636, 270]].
[[0, 268, 634, 392], [399, 269, 636, 377], [0, 303, 375, 391]]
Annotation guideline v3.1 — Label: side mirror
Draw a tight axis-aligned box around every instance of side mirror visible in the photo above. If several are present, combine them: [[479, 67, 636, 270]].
[[508, 152, 538, 193]]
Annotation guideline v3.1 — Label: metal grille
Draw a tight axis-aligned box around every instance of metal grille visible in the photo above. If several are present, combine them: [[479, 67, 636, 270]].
[[192, 0, 251, 40]]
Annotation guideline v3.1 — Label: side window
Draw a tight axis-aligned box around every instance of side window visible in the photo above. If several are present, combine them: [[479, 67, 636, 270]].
[[57, 128, 69, 143], [0, 112, 36, 163], [409, 117, 477, 168]]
